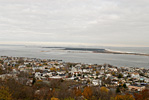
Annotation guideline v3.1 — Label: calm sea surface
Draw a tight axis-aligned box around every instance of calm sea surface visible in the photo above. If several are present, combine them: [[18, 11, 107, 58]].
[[0, 45, 149, 68]]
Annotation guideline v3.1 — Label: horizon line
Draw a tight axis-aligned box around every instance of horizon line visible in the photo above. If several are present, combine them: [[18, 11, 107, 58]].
[[0, 41, 149, 48]]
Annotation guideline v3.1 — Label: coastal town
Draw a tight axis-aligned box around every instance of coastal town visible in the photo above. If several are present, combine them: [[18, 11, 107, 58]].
[[0, 56, 149, 100]]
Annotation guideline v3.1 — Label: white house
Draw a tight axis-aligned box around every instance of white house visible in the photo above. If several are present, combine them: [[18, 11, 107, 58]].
[[131, 73, 140, 79], [92, 80, 99, 86], [128, 85, 145, 91]]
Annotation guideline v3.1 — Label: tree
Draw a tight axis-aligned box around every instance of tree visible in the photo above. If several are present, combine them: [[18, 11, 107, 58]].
[[112, 72, 115, 76], [118, 73, 123, 78], [134, 89, 149, 100], [51, 97, 59, 100], [0, 60, 4, 64], [26, 64, 31, 67], [105, 77, 111, 84], [115, 94, 134, 100], [91, 87, 101, 100], [50, 67, 57, 72], [18, 58, 24, 64], [100, 87, 109, 93], [96, 71, 99, 76], [83, 86, 93, 100], [74, 88, 82, 97], [64, 97, 75, 100], [34, 87, 50, 100], [0, 86, 12, 100], [116, 87, 120, 93], [99, 87, 110, 100], [0, 67, 4, 75], [123, 83, 127, 88]]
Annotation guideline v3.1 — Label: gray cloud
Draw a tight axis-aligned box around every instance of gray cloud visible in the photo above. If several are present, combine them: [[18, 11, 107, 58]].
[[0, 0, 149, 47]]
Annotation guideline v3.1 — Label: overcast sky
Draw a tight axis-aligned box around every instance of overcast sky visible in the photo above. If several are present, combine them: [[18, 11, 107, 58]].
[[0, 0, 149, 47]]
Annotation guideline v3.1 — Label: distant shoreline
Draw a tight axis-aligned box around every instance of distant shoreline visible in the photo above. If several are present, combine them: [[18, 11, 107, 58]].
[[93, 51, 149, 56], [44, 47, 149, 56]]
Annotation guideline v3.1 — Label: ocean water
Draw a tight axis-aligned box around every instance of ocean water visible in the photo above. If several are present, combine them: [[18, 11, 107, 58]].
[[0, 45, 149, 68]]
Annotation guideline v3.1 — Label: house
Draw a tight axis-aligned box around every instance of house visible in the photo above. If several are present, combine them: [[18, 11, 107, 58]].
[[131, 73, 140, 79], [125, 83, 131, 87], [75, 64, 82, 68], [92, 80, 100, 86], [71, 66, 78, 73], [123, 73, 128, 77], [106, 74, 112, 78], [26, 78, 33, 86], [32, 66, 45, 71], [128, 85, 145, 91], [101, 65, 104, 70], [18, 65, 26, 69], [109, 68, 117, 72], [48, 76, 62, 80], [83, 68, 90, 73], [35, 72, 42, 80], [99, 70, 104, 75]]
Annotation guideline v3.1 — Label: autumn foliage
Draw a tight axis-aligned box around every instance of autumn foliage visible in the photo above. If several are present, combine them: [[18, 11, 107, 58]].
[[100, 86, 109, 93], [0, 77, 148, 100], [74, 88, 82, 97], [0, 86, 12, 100], [51, 97, 59, 100], [115, 94, 135, 100], [134, 89, 149, 100], [83, 86, 93, 100]]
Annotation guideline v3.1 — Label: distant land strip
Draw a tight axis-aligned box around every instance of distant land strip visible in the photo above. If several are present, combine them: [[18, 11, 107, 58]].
[[43, 47, 149, 56]]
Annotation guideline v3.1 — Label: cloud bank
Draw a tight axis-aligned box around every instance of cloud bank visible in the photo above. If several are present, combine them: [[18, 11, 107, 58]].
[[0, 0, 149, 47]]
